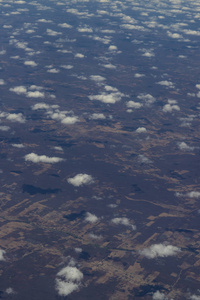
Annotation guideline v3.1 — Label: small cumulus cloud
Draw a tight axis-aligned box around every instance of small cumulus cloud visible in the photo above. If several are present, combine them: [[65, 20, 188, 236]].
[[12, 143, 24, 148], [135, 127, 147, 133], [157, 80, 175, 88], [67, 174, 94, 187], [126, 101, 143, 109], [178, 142, 194, 151], [0, 79, 6, 85], [111, 217, 136, 230], [24, 60, 37, 67], [55, 265, 83, 297], [58, 23, 72, 28], [163, 104, 180, 113], [153, 291, 168, 300], [139, 243, 181, 259], [89, 113, 106, 120], [85, 212, 99, 223], [75, 53, 84, 58], [24, 153, 64, 164], [138, 154, 152, 164], [0, 249, 6, 261]]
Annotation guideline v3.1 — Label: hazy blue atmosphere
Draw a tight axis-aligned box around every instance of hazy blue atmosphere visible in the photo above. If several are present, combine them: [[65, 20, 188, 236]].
[[0, 0, 200, 299]]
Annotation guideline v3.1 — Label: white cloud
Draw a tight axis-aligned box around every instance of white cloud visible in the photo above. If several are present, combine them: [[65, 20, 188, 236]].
[[56, 266, 83, 297], [138, 155, 152, 164], [0, 79, 5, 85], [12, 143, 24, 148], [46, 29, 62, 36], [163, 104, 180, 112], [10, 86, 27, 95], [47, 68, 60, 73], [153, 291, 168, 300], [134, 73, 145, 78], [190, 295, 200, 300], [186, 191, 200, 199], [24, 153, 64, 163], [139, 243, 181, 259], [60, 65, 73, 69], [167, 31, 183, 39], [89, 92, 125, 104], [90, 113, 106, 120], [90, 75, 106, 83], [88, 233, 102, 239], [58, 23, 72, 28], [157, 81, 174, 88], [37, 18, 53, 23], [5, 288, 15, 295], [32, 103, 50, 110], [108, 45, 118, 51], [136, 127, 147, 133], [0, 126, 10, 131], [75, 53, 84, 58], [126, 101, 143, 109], [137, 93, 155, 104], [0, 249, 6, 261], [142, 51, 155, 57], [6, 113, 26, 123], [24, 60, 37, 67], [178, 142, 194, 151], [68, 174, 94, 187], [111, 217, 136, 230], [26, 91, 45, 98], [101, 63, 116, 69], [85, 212, 99, 223]]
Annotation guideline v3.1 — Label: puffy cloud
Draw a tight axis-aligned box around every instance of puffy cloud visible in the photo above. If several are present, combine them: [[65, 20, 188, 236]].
[[9, 86, 27, 95], [167, 31, 183, 39], [89, 113, 106, 120], [37, 18, 53, 23], [24, 153, 64, 164], [139, 243, 181, 259], [163, 104, 180, 112], [6, 113, 26, 123], [137, 93, 155, 104], [0, 79, 5, 85], [153, 291, 168, 300], [78, 27, 93, 33], [58, 23, 72, 28], [186, 191, 200, 199], [75, 53, 84, 58], [157, 81, 174, 88], [134, 73, 145, 78], [88, 233, 102, 239], [24, 60, 37, 67], [126, 101, 143, 109], [111, 217, 136, 230], [26, 91, 45, 98], [135, 127, 147, 133], [90, 75, 106, 83], [56, 266, 83, 297], [0, 126, 10, 131], [32, 103, 50, 110], [101, 63, 116, 69], [67, 174, 94, 187], [85, 212, 99, 223], [12, 143, 24, 148], [138, 154, 152, 164], [178, 142, 194, 151], [0, 249, 6, 261], [47, 68, 60, 73], [60, 64, 73, 69], [89, 92, 125, 104], [5, 288, 15, 295], [142, 51, 155, 57], [108, 45, 118, 51], [190, 295, 200, 300], [46, 29, 62, 36]]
